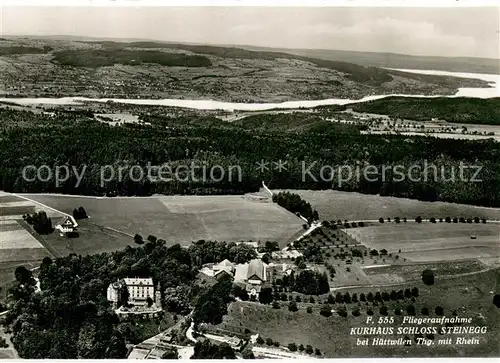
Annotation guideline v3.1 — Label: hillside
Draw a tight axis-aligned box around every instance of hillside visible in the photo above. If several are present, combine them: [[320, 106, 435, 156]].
[[242, 45, 500, 75], [0, 37, 490, 102]]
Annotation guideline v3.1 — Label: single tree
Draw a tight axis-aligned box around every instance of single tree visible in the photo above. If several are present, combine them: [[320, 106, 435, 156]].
[[320, 304, 332, 317], [133, 234, 144, 245], [422, 269, 435, 285], [435, 306, 444, 316], [288, 301, 298, 312], [493, 294, 500, 308], [379, 305, 388, 316], [406, 304, 416, 316]]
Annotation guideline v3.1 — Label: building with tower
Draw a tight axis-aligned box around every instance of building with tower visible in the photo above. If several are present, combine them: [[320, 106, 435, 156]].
[[107, 277, 162, 315]]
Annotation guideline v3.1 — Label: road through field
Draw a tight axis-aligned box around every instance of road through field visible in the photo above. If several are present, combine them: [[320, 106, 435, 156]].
[[11, 193, 69, 219]]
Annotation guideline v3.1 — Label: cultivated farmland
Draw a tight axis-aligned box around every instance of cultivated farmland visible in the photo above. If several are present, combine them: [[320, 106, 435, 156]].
[[278, 190, 500, 221], [344, 223, 499, 262], [0, 196, 36, 216], [0, 220, 51, 263], [0, 193, 52, 299], [21, 194, 304, 247], [0, 220, 50, 301]]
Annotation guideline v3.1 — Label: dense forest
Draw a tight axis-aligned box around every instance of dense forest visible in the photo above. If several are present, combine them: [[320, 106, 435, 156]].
[[52, 49, 212, 68], [1, 108, 499, 207], [3, 238, 257, 358], [348, 97, 500, 125], [0, 45, 52, 55]]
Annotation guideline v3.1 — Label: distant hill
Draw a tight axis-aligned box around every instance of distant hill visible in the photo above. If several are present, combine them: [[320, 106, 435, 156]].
[[5, 34, 498, 74], [0, 36, 493, 101], [235, 45, 500, 75]]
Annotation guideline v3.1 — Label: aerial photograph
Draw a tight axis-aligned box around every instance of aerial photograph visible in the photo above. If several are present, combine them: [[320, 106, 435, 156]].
[[0, 3, 499, 360]]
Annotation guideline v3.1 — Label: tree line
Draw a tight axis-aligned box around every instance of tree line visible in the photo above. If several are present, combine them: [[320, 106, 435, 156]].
[[272, 191, 318, 222]]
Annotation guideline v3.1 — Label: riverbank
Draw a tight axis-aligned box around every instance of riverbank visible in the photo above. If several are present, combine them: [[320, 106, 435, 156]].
[[0, 69, 498, 112]]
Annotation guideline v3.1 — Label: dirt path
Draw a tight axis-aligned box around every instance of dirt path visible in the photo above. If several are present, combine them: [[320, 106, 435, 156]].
[[90, 222, 134, 238]]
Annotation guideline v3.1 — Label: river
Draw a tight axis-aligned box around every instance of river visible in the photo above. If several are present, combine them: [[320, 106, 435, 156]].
[[0, 69, 498, 111]]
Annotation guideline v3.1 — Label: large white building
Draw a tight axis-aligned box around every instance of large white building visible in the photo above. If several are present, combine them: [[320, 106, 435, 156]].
[[107, 277, 159, 308], [124, 277, 155, 304]]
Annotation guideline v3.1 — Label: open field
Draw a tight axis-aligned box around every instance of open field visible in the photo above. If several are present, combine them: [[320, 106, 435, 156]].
[[0, 197, 36, 216], [0, 193, 52, 277], [279, 190, 500, 221], [364, 260, 487, 281], [21, 194, 304, 246], [0, 221, 50, 263], [356, 260, 497, 288], [0, 194, 29, 204], [331, 263, 405, 287], [344, 223, 499, 262], [0, 220, 50, 301], [217, 268, 500, 357], [17, 218, 131, 259], [400, 247, 499, 262]]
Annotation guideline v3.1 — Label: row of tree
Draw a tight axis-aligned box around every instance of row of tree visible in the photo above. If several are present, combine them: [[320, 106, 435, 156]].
[[23, 211, 53, 234], [379, 216, 488, 224], [260, 287, 419, 306]]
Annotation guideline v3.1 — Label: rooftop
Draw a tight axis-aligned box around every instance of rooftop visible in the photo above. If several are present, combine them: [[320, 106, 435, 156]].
[[123, 277, 154, 286], [56, 215, 78, 228], [216, 259, 234, 267], [247, 259, 265, 280]]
